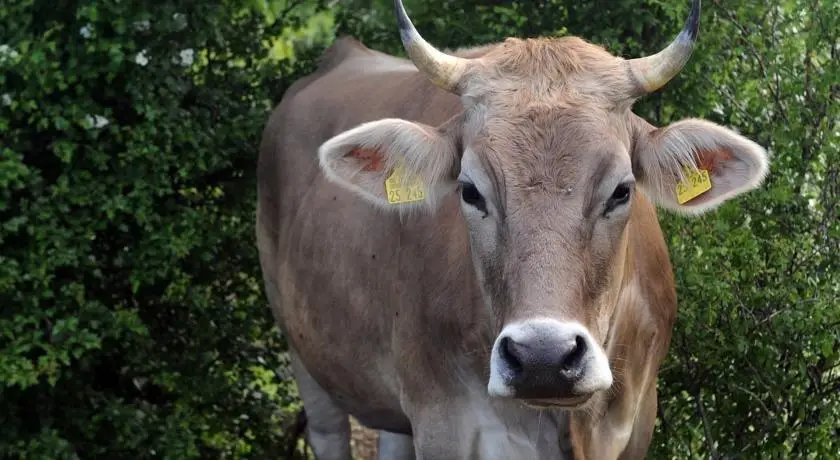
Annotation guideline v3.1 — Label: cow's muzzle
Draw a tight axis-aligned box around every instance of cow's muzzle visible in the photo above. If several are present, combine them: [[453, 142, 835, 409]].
[[487, 318, 613, 404]]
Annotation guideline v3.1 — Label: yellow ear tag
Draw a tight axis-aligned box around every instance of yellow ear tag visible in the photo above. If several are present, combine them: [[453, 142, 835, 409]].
[[675, 166, 713, 204], [384, 161, 425, 204]]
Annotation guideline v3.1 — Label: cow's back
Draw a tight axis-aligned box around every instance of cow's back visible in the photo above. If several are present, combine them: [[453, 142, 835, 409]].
[[256, 37, 468, 432]]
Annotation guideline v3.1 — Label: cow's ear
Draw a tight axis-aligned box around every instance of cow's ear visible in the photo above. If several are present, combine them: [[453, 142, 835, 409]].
[[632, 117, 770, 215], [318, 117, 461, 212]]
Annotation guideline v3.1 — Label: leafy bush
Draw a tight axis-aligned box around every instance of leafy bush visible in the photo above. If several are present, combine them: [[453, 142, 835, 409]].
[[2, 0, 835, 458], [0, 0, 330, 458]]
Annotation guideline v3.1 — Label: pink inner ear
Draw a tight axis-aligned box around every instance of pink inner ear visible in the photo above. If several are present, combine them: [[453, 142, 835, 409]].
[[696, 147, 734, 174], [348, 147, 385, 172]]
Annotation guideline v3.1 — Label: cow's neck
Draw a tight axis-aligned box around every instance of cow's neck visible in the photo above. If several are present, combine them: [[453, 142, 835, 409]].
[[568, 216, 656, 458]]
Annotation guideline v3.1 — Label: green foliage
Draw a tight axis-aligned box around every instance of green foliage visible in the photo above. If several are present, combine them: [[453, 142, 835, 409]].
[[652, 2, 839, 457], [0, 0, 328, 458], [2, 0, 836, 458]]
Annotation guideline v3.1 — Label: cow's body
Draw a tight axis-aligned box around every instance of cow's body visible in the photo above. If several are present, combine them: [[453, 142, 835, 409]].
[[259, 38, 674, 459], [257, 1, 769, 458]]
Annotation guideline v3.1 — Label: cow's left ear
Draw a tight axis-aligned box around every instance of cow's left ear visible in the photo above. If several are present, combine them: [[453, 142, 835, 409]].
[[632, 117, 770, 215], [318, 116, 462, 212]]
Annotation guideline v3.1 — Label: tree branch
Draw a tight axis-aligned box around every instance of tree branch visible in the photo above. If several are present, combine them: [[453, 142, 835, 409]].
[[693, 386, 718, 460], [719, 7, 789, 124]]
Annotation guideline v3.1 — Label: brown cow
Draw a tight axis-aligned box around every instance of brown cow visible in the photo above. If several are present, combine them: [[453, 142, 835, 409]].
[[256, 0, 769, 458]]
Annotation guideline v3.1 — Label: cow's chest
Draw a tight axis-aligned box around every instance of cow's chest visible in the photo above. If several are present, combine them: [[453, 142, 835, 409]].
[[408, 396, 576, 459]]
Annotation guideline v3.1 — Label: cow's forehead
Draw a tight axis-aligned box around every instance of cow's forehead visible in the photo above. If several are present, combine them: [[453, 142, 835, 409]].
[[459, 36, 636, 105], [467, 104, 633, 191]]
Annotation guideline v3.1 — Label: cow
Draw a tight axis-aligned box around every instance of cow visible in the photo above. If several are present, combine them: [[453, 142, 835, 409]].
[[256, 0, 769, 458]]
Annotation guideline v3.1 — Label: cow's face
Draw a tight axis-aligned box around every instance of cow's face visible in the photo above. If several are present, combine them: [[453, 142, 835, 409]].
[[318, 0, 769, 408], [457, 100, 638, 405]]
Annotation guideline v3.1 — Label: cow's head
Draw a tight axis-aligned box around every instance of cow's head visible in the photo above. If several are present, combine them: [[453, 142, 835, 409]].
[[318, 0, 768, 408]]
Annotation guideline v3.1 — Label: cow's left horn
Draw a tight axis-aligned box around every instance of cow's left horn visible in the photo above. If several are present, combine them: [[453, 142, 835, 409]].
[[627, 0, 701, 93], [394, 0, 470, 93]]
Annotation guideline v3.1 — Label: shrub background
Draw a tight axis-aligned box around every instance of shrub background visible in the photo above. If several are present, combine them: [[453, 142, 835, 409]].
[[1, 0, 836, 458]]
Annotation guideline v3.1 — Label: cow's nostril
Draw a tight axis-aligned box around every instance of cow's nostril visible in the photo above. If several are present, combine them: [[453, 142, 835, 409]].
[[500, 336, 523, 375], [561, 335, 587, 372]]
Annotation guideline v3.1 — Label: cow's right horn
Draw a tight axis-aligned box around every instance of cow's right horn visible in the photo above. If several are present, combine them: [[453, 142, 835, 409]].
[[626, 0, 702, 94], [394, 0, 470, 93]]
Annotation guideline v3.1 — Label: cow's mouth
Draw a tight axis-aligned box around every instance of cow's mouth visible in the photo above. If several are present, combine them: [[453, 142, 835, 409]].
[[521, 393, 593, 410]]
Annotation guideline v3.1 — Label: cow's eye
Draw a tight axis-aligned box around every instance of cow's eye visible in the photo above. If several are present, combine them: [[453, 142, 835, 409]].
[[460, 181, 487, 214], [604, 182, 633, 214]]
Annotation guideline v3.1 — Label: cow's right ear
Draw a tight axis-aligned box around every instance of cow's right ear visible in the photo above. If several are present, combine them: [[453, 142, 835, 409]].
[[318, 118, 461, 211]]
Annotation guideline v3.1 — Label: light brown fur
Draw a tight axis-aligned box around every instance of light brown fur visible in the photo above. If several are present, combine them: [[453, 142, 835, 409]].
[[456, 36, 636, 107], [258, 31, 767, 459]]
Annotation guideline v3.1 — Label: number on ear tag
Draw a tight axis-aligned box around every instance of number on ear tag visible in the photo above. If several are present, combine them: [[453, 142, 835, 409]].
[[675, 167, 712, 204], [384, 161, 425, 204]]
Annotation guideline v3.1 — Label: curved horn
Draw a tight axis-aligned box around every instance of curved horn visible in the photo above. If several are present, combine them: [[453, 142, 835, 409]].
[[627, 0, 701, 93], [394, 0, 470, 93]]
